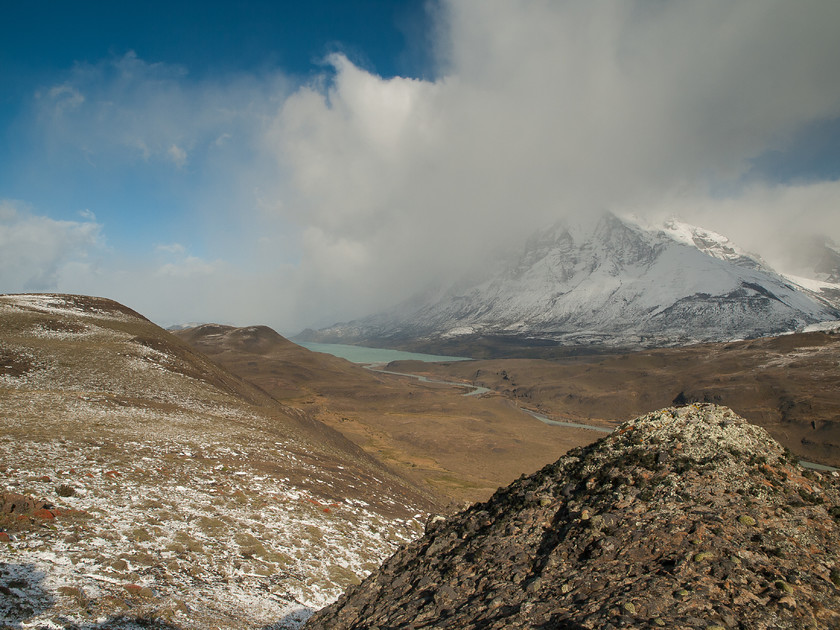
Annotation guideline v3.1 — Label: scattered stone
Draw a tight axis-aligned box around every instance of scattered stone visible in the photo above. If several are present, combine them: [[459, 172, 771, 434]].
[[775, 580, 794, 594], [124, 583, 155, 598], [111, 559, 129, 571], [57, 586, 87, 605], [779, 595, 797, 610]]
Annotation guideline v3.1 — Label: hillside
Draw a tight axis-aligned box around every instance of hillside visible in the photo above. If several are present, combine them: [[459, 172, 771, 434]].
[[307, 404, 840, 629], [0, 294, 434, 628], [299, 214, 840, 355], [174, 323, 388, 401], [174, 324, 606, 505], [393, 327, 840, 468]]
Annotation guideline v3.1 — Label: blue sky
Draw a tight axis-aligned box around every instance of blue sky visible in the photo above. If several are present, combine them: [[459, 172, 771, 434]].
[[2, 1, 840, 332], [1, 1, 432, 255]]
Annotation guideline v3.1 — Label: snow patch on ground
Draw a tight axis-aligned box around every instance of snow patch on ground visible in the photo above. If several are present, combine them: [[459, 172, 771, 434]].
[[801, 320, 840, 333], [1, 402, 424, 629]]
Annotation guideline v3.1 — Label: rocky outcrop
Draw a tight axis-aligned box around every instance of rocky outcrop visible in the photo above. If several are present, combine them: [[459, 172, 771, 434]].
[[306, 405, 840, 629]]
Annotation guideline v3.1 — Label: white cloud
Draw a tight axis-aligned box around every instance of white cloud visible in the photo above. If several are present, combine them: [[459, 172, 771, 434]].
[[157, 255, 218, 278], [0, 201, 103, 292], [635, 179, 840, 276], [261, 0, 840, 326], [31, 51, 290, 173], [155, 243, 186, 255], [167, 144, 188, 168], [43, 84, 85, 114], [12, 2, 840, 332], [60, 256, 301, 332]]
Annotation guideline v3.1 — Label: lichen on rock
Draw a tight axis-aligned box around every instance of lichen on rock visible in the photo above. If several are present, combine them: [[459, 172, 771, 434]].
[[306, 404, 840, 629]]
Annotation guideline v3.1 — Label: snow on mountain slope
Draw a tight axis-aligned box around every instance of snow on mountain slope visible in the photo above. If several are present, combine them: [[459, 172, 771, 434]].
[[659, 219, 840, 313], [658, 218, 768, 270], [302, 214, 840, 349]]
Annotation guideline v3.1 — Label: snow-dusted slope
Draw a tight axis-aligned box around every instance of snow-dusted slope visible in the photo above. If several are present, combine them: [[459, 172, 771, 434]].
[[658, 218, 769, 270], [303, 214, 840, 349], [0, 294, 429, 629]]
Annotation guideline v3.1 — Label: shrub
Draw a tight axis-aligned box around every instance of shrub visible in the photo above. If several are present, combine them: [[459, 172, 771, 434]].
[[56, 484, 75, 497]]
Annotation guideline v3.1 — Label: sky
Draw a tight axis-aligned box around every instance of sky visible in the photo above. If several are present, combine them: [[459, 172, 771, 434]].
[[2, 0, 840, 333]]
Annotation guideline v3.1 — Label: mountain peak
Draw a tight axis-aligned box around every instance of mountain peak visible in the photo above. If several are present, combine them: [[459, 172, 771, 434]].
[[307, 404, 840, 629], [300, 215, 840, 354], [657, 217, 768, 270]]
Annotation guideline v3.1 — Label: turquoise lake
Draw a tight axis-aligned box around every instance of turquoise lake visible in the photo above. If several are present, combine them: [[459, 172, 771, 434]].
[[294, 341, 471, 364]]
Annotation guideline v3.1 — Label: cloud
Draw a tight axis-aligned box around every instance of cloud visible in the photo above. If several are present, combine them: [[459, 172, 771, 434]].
[[0, 200, 103, 291], [10, 2, 840, 333], [167, 144, 188, 168], [157, 255, 219, 278], [261, 0, 840, 325], [638, 179, 840, 276], [30, 50, 290, 175], [45, 84, 85, 114], [59, 254, 301, 332], [155, 243, 186, 255]]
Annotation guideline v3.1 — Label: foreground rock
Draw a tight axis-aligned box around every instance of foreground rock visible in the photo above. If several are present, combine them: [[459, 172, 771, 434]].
[[307, 405, 840, 629]]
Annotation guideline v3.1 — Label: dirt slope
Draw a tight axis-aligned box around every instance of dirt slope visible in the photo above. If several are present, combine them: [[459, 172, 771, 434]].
[[174, 325, 605, 506], [0, 294, 433, 629]]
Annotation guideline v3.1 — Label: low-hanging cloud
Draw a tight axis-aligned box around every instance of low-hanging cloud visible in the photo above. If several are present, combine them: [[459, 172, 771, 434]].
[[263, 0, 840, 327], [6, 1, 840, 333], [0, 201, 103, 291]]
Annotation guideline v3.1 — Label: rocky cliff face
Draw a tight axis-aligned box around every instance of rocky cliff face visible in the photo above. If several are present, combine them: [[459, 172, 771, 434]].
[[306, 405, 840, 629], [301, 214, 840, 351]]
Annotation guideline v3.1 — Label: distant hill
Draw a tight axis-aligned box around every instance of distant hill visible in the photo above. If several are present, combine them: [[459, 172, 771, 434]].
[[174, 323, 606, 505], [0, 293, 434, 628], [307, 404, 840, 629], [174, 323, 388, 400], [299, 214, 840, 356]]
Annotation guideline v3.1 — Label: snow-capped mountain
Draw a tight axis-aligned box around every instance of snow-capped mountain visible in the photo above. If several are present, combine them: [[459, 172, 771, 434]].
[[657, 218, 769, 271], [792, 236, 840, 289], [300, 213, 840, 350]]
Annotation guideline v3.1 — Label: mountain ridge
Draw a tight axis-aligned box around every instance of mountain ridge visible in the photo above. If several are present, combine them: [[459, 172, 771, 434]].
[[298, 214, 840, 354]]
